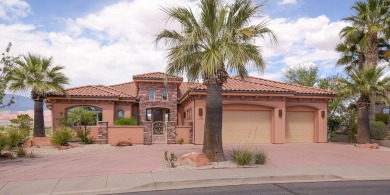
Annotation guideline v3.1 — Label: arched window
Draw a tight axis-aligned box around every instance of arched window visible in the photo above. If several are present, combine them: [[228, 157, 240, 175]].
[[149, 90, 155, 100], [162, 90, 168, 101], [67, 106, 102, 126]]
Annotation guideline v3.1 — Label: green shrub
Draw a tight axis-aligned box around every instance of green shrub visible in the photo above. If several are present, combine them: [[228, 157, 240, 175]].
[[51, 128, 75, 146], [15, 147, 26, 157], [76, 129, 95, 144], [231, 148, 253, 166], [369, 121, 388, 140], [375, 113, 389, 125], [164, 151, 177, 168], [114, 117, 137, 126], [254, 150, 268, 165], [7, 129, 29, 148], [176, 138, 184, 145], [0, 132, 9, 152]]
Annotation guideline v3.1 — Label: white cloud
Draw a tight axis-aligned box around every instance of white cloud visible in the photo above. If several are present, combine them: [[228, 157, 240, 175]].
[[0, 0, 30, 20], [1, 0, 348, 95], [278, 0, 297, 5]]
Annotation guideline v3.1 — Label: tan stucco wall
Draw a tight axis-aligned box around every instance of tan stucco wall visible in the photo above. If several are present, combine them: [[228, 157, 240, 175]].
[[107, 126, 144, 144], [175, 126, 191, 144]]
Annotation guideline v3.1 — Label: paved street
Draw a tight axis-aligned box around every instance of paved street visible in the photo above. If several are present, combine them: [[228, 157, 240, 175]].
[[119, 180, 390, 195]]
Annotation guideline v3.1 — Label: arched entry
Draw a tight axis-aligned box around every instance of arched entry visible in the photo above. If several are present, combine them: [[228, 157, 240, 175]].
[[146, 108, 170, 143]]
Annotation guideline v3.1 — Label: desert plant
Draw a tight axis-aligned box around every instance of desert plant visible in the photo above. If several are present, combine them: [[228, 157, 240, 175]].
[[0, 132, 9, 152], [254, 150, 268, 165], [375, 113, 389, 125], [50, 128, 75, 146], [76, 129, 95, 144], [9, 114, 33, 133], [176, 138, 184, 145], [15, 147, 26, 157], [164, 151, 177, 168], [27, 150, 36, 158], [231, 148, 253, 166], [369, 121, 389, 140], [7, 129, 29, 148], [114, 117, 137, 126]]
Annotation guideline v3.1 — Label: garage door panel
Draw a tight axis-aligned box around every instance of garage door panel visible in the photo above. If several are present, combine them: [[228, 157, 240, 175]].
[[286, 111, 314, 143], [223, 110, 271, 144]]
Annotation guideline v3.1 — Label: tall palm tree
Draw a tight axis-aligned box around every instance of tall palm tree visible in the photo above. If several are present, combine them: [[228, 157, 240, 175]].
[[7, 53, 69, 137], [156, 0, 276, 161], [336, 27, 366, 71], [338, 65, 390, 143], [341, 0, 390, 120]]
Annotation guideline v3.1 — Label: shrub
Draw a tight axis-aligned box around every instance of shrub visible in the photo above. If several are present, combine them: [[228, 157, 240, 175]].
[[375, 113, 389, 125], [51, 128, 75, 146], [7, 129, 29, 148], [76, 129, 95, 144], [0, 132, 9, 152], [164, 151, 177, 168], [114, 117, 137, 126], [176, 138, 184, 145], [369, 121, 388, 140], [15, 147, 26, 157], [254, 150, 268, 165], [231, 148, 253, 166]]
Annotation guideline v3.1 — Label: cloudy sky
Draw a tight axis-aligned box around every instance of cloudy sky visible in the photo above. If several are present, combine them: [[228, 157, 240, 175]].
[[1, 0, 358, 95]]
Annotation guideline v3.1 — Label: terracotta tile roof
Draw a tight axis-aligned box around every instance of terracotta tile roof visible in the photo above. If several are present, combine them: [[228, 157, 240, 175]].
[[47, 82, 137, 98], [237, 76, 335, 95], [179, 76, 335, 96], [133, 72, 183, 81]]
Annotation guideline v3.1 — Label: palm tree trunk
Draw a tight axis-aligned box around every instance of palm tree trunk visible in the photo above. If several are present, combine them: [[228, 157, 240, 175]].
[[356, 103, 370, 144], [33, 99, 45, 137], [369, 95, 376, 121], [203, 79, 226, 162], [366, 33, 378, 122]]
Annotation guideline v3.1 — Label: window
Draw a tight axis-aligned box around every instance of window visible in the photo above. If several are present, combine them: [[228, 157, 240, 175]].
[[67, 106, 102, 126], [165, 109, 170, 121], [146, 109, 152, 121], [118, 110, 124, 118], [186, 109, 192, 120], [162, 90, 168, 101], [149, 90, 155, 100], [383, 107, 390, 114]]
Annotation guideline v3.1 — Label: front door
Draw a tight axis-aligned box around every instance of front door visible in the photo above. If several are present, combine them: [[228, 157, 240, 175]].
[[152, 109, 167, 143]]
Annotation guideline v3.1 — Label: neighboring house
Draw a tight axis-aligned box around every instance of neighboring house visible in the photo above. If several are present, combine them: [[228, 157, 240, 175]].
[[46, 72, 336, 145]]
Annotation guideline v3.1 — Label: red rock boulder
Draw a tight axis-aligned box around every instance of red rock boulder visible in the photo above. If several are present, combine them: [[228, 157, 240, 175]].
[[33, 137, 52, 147], [113, 141, 133, 147], [22, 140, 33, 148], [354, 143, 380, 149], [179, 152, 210, 167]]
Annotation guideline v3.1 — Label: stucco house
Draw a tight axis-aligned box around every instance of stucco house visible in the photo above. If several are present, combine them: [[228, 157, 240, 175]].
[[46, 72, 336, 145]]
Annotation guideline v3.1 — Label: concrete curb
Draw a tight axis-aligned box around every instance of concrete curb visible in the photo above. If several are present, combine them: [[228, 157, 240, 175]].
[[55, 174, 343, 195]]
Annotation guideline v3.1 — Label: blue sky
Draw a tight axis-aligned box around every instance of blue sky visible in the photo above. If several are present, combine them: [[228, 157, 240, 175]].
[[1, 0, 359, 95]]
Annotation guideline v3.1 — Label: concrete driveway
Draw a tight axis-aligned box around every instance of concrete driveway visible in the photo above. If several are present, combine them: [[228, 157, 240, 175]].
[[1, 143, 389, 183]]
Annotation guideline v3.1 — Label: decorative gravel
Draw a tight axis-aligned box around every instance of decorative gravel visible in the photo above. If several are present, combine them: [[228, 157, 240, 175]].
[[152, 161, 266, 172], [24, 143, 115, 157]]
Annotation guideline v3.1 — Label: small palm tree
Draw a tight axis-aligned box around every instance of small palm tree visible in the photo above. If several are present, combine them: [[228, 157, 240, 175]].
[[338, 66, 390, 143], [156, 0, 276, 161], [7, 53, 69, 137]]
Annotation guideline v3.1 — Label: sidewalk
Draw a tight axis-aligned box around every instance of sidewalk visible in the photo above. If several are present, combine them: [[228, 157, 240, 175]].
[[2, 165, 390, 195]]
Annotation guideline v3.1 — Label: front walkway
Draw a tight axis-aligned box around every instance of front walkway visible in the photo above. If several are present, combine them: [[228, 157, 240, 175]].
[[1, 143, 390, 183]]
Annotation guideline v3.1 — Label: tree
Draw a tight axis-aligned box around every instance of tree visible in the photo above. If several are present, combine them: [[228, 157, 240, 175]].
[[0, 43, 16, 108], [337, 65, 390, 143], [10, 114, 33, 133], [341, 0, 390, 120], [7, 53, 69, 137], [67, 108, 96, 144], [282, 63, 319, 87], [156, 0, 276, 161]]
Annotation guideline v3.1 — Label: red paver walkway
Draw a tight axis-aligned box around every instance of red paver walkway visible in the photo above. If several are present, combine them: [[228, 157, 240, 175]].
[[1, 143, 389, 183]]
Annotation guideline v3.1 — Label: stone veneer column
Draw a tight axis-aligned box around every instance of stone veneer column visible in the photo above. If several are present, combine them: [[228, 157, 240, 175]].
[[97, 121, 108, 144], [138, 81, 178, 144]]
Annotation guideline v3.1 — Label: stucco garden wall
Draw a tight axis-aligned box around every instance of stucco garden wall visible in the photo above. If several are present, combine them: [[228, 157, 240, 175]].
[[175, 126, 191, 144], [107, 126, 144, 145]]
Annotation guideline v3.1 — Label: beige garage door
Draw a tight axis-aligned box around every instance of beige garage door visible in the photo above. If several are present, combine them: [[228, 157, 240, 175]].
[[286, 111, 314, 143], [222, 110, 271, 144]]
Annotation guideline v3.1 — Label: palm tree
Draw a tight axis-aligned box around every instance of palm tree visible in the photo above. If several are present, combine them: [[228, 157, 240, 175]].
[[7, 53, 69, 137], [341, 0, 390, 120], [156, 0, 276, 161], [336, 27, 366, 71], [338, 65, 390, 143]]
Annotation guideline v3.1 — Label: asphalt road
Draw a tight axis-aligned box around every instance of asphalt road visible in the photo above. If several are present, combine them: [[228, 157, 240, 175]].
[[116, 180, 390, 195]]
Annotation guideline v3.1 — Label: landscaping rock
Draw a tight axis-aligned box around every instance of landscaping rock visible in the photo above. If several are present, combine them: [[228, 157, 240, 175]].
[[0, 152, 14, 158], [354, 143, 380, 149], [22, 140, 33, 148], [179, 152, 210, 167], [57, 145, 78, 150], [113, 141, 133, 147], [33, 137, 51, 147]]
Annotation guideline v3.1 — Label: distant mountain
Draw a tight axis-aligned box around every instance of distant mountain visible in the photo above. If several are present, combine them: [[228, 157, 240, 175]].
[[1, 94, 48, 111]]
